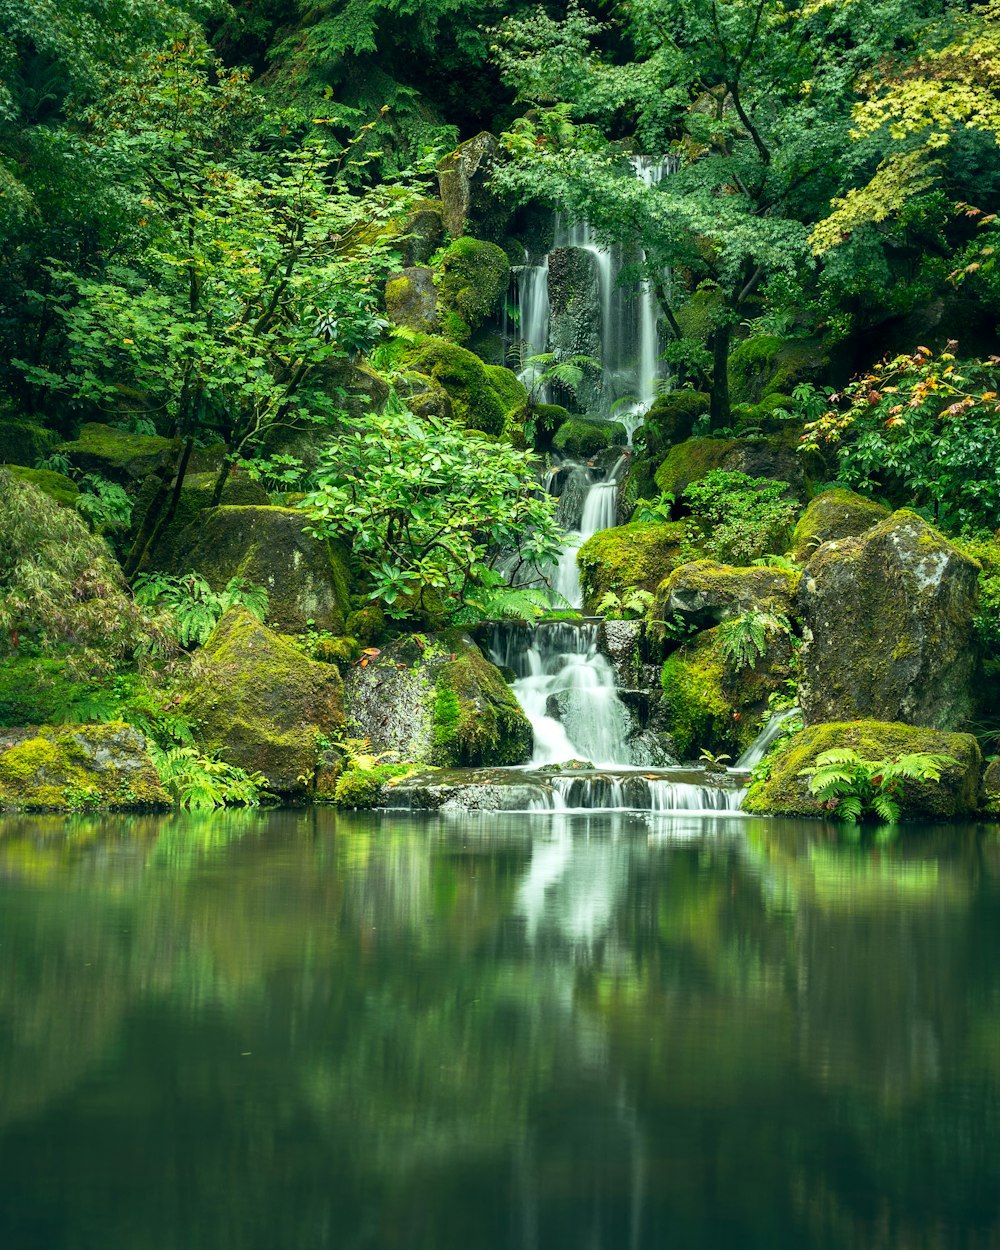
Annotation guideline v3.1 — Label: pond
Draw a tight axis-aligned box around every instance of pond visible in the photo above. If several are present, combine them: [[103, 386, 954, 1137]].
[[1, 808, 1000, 1249]]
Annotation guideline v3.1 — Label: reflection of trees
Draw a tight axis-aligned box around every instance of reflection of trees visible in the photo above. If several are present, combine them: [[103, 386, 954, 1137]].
[[1, 811, 1000, 1247]]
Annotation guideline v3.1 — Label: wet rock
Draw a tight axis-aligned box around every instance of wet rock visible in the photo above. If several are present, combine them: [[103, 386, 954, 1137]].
[[798, 510, 979, 729], [0, 722, 170, 811], [789, 488, 889, 563], [652, 561, 799, 637], [743, 720, 982, 819], [343, 632, 532, 768], [547, 246, 602, 406], [552, 418, 626, 458], [188, 607, 345, 798], [385, 265, 439, 333], [57, 422, 173, 485], [165, 504, 352, 634], [599, 619, 644, 686]]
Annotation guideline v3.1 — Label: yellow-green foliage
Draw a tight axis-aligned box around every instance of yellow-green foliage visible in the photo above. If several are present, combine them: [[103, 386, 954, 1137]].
[[0, 722, 170, 811], [578, 522, 693, 613], [435, 237, 510, 343], [744, 720, 982, 818]]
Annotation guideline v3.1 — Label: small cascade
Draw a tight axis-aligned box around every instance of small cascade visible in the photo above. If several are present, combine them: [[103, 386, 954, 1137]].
[[489, 621, 635, 767], [734, 707, 801, 769], [511, 258, 550, 397], [549, 455, 626, 609], [539, 774, 746, 813]]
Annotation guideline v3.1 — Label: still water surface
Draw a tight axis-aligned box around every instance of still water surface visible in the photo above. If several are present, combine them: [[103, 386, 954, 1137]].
[[1, 808, 1000, 1249]]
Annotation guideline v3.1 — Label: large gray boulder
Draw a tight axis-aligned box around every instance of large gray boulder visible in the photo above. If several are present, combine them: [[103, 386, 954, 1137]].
[[798, 510, 979, 729], [789, 488, 889, 563], [437, 133, 509, 241], [654, 561, 799, 629]]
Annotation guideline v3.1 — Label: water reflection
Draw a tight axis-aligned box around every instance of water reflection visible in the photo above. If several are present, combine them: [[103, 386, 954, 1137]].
[[0, 810, 999, 1248]]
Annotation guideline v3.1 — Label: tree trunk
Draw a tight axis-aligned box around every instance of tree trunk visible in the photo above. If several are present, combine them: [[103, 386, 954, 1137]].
[[710, 321, 732, 429], [123, 437, 194, 578]]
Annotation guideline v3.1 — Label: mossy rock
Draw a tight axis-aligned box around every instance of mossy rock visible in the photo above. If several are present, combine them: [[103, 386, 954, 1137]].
[[437, 133, 510, 241], [578, 521, 692, 613], [0, 416, 59, 467], [743, 720, 982, 819], [0, 722, 170, 812], [134, 469, 269, 567], [799, 510, 979, 730], [385, 266, 439, 334], [659, 625, 794, 759], [789, 488, 889, 562], [396, 370, 453, 421], [343, 632, 531, 768], [344, 196, 445, 267], [435, 237, 510, 343], [529, 402, 570, 450], [676, 287, 726, 343], [56, 422, 173, 485], [651, 560, 799, 641], [400, 335, 507, 435], [163, 504, 352, 635], [654, 435, 806, 499], [728, 335, 828, 406], [981, 757, 1000, 815], [644, 391, 711, 449], [552, 418, 626, 458], [188, 607, 345, 798], [346, 606, 385, 645], [7, 466, 79, 507]]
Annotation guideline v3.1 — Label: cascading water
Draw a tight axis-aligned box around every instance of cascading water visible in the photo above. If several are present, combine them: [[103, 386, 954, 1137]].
[[734, 707, 801, 768], [550, 456, 625, 609], [510, 257, 550, 397]]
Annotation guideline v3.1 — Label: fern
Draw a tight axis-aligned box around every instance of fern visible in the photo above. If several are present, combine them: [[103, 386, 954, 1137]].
[[750, 554, 801, 572], [717, 610, 791, 670], [800, 748, 959, 824], [150, 744, 269, 810], [133, 572, 269, 649], [596, 587, 654, 620]]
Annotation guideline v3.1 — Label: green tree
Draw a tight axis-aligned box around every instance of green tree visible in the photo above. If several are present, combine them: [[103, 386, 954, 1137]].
[[18, 35, 414, 573], [493, 0, 949, 425]]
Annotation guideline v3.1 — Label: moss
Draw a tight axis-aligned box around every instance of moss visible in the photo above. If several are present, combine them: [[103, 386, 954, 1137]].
[[743, 720, 982, 819], [654, 437, 740, 497], [578, 521, 692, 612], [727, 335, 784, 406], [346, 606, 385, 645], [57, 422, 173, 484], [676, 287, 725, 343], [552, 418, 626, 458], [0, 417, 59, 467], [333, 766, 383, 809], [660, 637, 732, 759], [189, 607, 345, 797], [789, 488, 889, 562], [0, 722, 170, 812], [433, 237, 509, 343], [644, 391, 711, 448], [651, 560, 799, 640], [430, 637, 532, 766], [401, 335, 507, 435], [314, 635, 361, 666], [7, 466, 79, 507], [484, 364, 528, 415]]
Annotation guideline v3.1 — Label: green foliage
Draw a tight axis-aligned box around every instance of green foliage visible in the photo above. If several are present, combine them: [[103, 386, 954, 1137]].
[[301, 399, 562, 622], [684, 470, 798, 564], [595, 588, 654, 621], [149, 743, 269, 810], [74, 473, 132, 533], [716, 609, 791, 671], [132, 572, 269, 649], [800, 747, 958, 824], [801, 345, 1000, 531], [631, 493, 675, 524]]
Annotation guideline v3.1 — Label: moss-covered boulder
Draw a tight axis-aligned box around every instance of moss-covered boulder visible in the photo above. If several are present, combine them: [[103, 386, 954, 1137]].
[[0, 722, 169, 812], [7, 466, 79, 507], [799, 511, 979, 730], [743, 721, 982, 819], [343, 632, 531, 767], [789, 488, 889, 562], [547, 246, 602, 394], [652, 561, 799, 637], [437, 133, 510, 241], [728, 334, 827, 405], [0, 416, 59, 467], [56, 422, 173, 485], [134, 469, 269, 568], [643, 391, 711, 449], [400, 336, 510, 435], [165, 504, 351, 635], [578, 521, 691, 613], [552, 418, 626, 458], [659, 625, 795, 759], [188, 607, 345, 797], [654, 435, 806, 499], [384, 265, 439, 334], [981, 757, 1000, 814], [435, 237, 510, 343]]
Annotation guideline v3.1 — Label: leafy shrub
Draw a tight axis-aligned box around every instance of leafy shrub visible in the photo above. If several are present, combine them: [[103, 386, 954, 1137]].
[[800, 748, 958, 823], [132, 572, 268, 649], [75, 473, 133, 533], [801, 344, 1000, 531], [684, 470, 798, 563]]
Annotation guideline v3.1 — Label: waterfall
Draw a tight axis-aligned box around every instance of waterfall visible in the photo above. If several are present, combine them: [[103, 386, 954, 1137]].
[[550, 456, 625, 609], [512, 259, 551, 397], [734, 707, 802, 769]]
